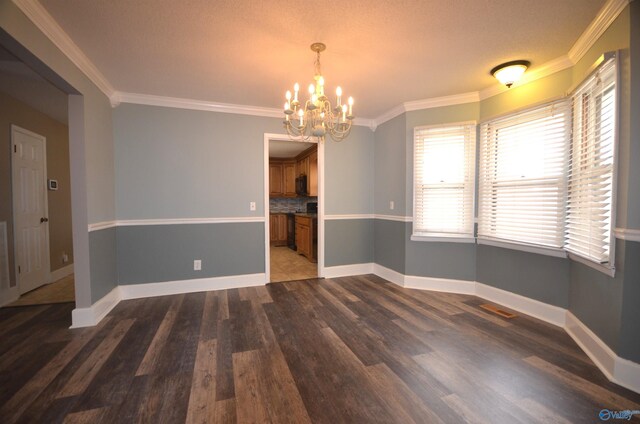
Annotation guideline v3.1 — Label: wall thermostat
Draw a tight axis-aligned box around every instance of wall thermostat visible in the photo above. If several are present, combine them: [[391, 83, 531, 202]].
[[48, 179, 58, 191]]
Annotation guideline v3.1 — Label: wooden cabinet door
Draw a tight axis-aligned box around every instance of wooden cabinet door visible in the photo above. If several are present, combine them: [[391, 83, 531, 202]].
[[277, 214, 287, 242], [270, 215, 278, 242], [269, 163, 283, 196], [308, 150, 318, 196], [296, 223, 309, 256], [283, 163, 296, 197]]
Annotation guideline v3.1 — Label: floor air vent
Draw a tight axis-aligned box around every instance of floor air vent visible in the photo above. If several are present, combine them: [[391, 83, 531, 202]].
[[480, 303, 517, 319]]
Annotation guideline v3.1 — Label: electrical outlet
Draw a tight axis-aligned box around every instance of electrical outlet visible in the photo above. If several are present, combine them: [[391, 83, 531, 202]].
[[390, 201, 395, 210], [62, 253, 69, 263], [250, 201, 256, 211], [193, 259, 202, 271]]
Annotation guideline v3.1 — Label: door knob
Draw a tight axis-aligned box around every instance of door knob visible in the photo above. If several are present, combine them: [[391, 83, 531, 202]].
[[40, 217, 49, 223]]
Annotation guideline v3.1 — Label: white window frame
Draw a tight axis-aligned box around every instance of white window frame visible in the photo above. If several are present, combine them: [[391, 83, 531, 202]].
[[565, 52, 619, 276], [478, 99, 571, 256], [412, 121, 476, 243]]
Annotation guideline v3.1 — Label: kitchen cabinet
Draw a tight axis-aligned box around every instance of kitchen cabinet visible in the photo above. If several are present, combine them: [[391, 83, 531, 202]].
[[308, 150, 318, 196], [295, 215, 317, 262], [269, 160, 296, 198], [295, 145, 318, 196], [283, 162, 296, 196], [269, 163, 283, 197], [270, 213, 287, 246]]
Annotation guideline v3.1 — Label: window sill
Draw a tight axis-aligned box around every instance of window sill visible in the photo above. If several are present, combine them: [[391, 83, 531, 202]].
[[411, 234, 476, 243], [568, 253, 615, 277], [477, 237, 567, 258]]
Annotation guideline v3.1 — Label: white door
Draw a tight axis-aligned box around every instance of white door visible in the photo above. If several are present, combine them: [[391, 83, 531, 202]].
[[11, 125, 50, 294]]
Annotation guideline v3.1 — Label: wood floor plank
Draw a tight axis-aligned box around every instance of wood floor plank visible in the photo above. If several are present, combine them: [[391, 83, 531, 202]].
[[135, 294, 185, 376], [524, 355, 640, 410], [57, 318, 135, 398], [2, 274, 639, 423], [214, 398, 237, 423], [62, 407, 108, 424], [0, 319, 112, 424], [185, 339, 217, 424]]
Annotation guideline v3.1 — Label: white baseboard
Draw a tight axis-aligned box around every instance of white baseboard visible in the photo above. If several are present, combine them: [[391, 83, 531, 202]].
[[70, 273, 266, 328], [323, 263, 374, 278], [405, 274, 476, 295], [71, 286, 121, 328], [565, 312, 640, 394], [119, 273, 266, 300], [50, 264, 74, 283], [372, 263, 405, 287], [366, 263, 639, 394], [475, 282, 567, 327]]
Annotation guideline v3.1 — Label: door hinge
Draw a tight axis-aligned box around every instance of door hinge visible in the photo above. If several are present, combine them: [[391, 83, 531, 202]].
[[18, 265, 21, 274], [14, 145, 17, 153]]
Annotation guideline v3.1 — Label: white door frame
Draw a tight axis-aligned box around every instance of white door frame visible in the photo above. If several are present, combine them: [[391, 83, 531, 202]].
[[263, 133, 325, 283], [11, 124, 51, 295]]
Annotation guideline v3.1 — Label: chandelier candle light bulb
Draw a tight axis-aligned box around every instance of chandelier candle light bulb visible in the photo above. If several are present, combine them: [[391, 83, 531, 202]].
[[282, 42, 354, 142]]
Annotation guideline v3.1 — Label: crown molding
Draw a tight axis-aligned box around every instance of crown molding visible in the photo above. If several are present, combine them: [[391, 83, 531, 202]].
[[114, 91, 375, 129], [115, 92, 283, 118], [373, 104, 406, 128], [12, 0, 116, 101], [568, 0, 629, 64], [404, 92, 480, 112]]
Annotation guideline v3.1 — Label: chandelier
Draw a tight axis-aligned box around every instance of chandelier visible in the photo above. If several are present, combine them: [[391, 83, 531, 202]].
[[283, 42, 354, 142]]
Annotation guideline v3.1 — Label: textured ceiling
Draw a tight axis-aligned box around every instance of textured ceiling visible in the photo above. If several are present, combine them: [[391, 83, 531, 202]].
[[38, 0, 606, 118]]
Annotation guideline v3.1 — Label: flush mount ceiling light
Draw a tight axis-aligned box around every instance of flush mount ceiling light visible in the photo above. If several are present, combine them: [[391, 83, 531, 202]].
[[283, 43, 354, 142], [491, 60, 531, 88]]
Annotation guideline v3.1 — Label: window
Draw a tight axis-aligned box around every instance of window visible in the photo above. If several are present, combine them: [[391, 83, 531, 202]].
[[413, 123, 476, 240], [566, 55, 617, 267], [478, 100, 571, 250]]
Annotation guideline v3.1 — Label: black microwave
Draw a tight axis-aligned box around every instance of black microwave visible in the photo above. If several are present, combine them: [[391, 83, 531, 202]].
[[295, 175, 307, 196]]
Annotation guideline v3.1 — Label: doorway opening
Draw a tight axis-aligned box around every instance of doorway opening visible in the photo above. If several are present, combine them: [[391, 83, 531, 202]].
[[0, 43, 75, 308], [264, 134, 324, 283]]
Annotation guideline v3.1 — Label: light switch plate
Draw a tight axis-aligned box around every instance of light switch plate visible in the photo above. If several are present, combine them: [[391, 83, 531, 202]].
[[390, 201, 395, 210], [194, 259, 202, 271], [250, 202, 256, 211]]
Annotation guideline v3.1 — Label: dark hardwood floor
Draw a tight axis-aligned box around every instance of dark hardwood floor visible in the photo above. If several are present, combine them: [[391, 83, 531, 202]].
[[1, 274, 639, 423]]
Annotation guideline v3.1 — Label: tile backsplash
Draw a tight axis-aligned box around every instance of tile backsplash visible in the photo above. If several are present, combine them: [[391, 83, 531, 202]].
[[270, 197, 318, 213]]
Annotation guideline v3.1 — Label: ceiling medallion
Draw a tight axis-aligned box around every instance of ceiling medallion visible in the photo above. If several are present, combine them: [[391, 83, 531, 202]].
[[283, 43, 354, 142]]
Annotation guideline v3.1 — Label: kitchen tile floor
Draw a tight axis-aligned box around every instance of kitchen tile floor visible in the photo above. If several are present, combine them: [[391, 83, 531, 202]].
[[270, 246, 317, 282]]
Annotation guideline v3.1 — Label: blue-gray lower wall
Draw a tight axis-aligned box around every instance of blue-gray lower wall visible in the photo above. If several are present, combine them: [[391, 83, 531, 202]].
[[374, 219, 406, 273], [116, 222, 264, 285], [405, 223, 476, 281], [89, 227, 117, 303], [477, 245, 570, 308], [619, 240, 640, 362], [324, 219, 374, 267], [568, 239, 638, 361]]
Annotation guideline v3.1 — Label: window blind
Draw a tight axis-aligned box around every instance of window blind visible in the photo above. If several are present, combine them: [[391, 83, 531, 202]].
[[566, 56, 617, 265], [413, 123, 476, 238], [479, 100, 571, 249]]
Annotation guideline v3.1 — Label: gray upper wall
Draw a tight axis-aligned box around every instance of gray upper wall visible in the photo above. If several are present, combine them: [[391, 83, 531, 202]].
[[113, 104, 375, 219], [374, 114, 406, 216]]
